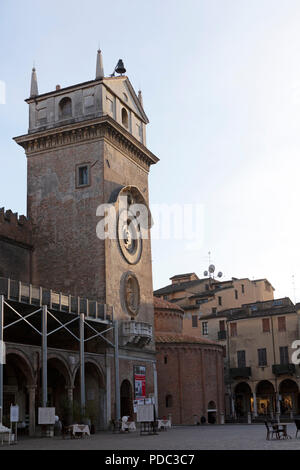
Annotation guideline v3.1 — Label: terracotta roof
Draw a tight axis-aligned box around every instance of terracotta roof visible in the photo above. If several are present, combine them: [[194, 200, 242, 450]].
[[154, 279, 206, 295], [153, 297, 184, 312], [170, 273, 198, 280], [155, 333, 220, 346]]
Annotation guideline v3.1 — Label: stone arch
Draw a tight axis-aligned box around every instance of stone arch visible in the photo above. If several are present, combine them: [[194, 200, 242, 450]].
[[73, 359, 106, 430], [3, 349, 36, 430], [59, 96, 72, 119], [120, 379, 133, 418], [234, 382, 252, 419], [207, 400, 217, 424], [5, 347, 35, 386], [109, 185, 153, 229], [121, 107, 129, 128], [72, 357, 105, 387], [165, 394, 173, 408], [256, 380, 275, 416], [279, 379, 299, 415], [47, 352, 72, 387]]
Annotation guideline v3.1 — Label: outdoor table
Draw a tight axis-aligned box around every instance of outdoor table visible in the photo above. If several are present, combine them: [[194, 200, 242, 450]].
[[68, 424, 90, 438], [0, 424, 12, 445], [157, 419, 171, 431], [278, 423, 292, 439]]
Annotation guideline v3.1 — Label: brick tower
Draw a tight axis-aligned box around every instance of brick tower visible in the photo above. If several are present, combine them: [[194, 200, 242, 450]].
[[14, 51, 159, 417]]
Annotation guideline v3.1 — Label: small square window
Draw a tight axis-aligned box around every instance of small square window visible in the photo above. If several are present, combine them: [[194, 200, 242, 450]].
[[77, 165, 90, 187]]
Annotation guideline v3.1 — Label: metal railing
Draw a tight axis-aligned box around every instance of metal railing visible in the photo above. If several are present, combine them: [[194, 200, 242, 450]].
[[0, 277, 112, 323]]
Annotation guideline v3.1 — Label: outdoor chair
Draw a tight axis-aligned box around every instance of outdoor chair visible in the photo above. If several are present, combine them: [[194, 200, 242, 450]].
[[295, 419, 300, 438], [111, 419, 122, 433], [265, 421, 285, 440], [271, 422, 286, 439]]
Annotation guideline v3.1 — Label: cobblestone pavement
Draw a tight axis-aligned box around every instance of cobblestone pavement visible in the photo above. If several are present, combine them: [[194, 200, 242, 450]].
[[1, 424, 300, 450]]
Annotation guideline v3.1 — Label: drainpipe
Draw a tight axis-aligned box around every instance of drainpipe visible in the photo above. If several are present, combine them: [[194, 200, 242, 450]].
[[270, 316, 279, 419], [226, 319, 234, 418]]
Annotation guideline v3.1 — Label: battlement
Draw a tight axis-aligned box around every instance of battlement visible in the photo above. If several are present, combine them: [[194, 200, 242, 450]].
[[0, 207, 32, 246]]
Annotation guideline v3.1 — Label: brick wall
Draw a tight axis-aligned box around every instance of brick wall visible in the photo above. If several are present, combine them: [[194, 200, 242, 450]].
[[0, 208, 32, 282]]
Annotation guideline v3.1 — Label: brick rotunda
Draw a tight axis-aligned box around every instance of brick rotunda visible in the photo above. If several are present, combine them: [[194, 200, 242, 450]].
[[154, 297, 225, 425]]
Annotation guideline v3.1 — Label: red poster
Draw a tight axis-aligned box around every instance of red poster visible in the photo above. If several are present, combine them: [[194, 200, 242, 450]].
[[134, 366, 146, 399]]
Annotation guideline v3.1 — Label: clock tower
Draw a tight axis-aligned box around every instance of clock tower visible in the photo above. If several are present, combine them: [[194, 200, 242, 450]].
[[14, 50, 159, 419]]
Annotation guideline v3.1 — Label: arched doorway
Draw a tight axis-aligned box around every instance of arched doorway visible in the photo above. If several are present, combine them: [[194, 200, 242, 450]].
[[207, 401, 217, 424], [47, 357, 71, 422], [3, 352, 34, 432], [234, 382, 252, 420], [120, 380, 133, 418], [74, 361, 105, 430], [256, 381, 275, 416], [279, 379, 299, 416]]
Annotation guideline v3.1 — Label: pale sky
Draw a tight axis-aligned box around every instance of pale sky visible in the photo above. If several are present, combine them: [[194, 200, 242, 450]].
[[1, 0, 300, 301]]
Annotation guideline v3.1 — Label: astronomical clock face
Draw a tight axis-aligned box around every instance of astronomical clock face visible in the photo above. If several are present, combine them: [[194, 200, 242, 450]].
[[117, 206, 142, 265]]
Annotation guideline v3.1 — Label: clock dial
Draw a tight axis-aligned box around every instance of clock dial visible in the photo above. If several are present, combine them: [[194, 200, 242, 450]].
[[117, 208, 142, 264]]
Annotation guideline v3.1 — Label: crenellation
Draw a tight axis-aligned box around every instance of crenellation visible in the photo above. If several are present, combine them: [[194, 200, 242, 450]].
[[0, 207, 32, 246]]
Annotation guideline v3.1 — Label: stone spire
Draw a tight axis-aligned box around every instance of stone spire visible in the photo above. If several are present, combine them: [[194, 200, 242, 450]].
[[30, 67, 38, 97], [138, 89, 143, 108], [96, 49, 104, 80]]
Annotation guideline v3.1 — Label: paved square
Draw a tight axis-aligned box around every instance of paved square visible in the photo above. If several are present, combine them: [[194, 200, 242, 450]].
[[1, 424, 300, 450]]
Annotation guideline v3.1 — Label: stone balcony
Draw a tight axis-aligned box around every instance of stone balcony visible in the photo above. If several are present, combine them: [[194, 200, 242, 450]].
[[272, 363, 296, 376], [120, 321, 153, 347], [229, 367, 252, 379]]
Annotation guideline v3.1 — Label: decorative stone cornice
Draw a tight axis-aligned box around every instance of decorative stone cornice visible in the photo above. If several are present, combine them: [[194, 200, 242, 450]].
[[13, 115, 159, 172]]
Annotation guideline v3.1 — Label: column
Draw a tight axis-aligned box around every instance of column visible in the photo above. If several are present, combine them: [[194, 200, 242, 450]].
[[42, 305, 47, 407], [231, 395, 236, 419], [28, 386, 36, 437], [66, 386, 74, 403], [80, 313, 85, 415], [65, 386, 74, 425], [153, 361, 158, 417], [106, 362, 111, 427], [114, 320, 120, 421], [0, 295, 3, 424], [252, 392, 258, 417]]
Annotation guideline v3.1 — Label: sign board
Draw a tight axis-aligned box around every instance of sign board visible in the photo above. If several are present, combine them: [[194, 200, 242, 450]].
[[134, 366, 146, 400], [10, 405, 19, 423], [136, 404, 154, 423], [38, 407, 56, 425]]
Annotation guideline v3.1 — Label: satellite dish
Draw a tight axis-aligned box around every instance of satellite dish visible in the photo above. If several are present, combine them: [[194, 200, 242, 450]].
[[208, 264, 215, 273], [218, 272, 223, 278], [204, 271, 208, 277]]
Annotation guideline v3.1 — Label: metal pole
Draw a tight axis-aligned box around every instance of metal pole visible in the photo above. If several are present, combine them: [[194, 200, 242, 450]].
[[80, 313, 85, 416], [0, 295, 4, 423], [114, 319, 120, 421], [153, 362, 158, 417], [42, 305, 47, 407]]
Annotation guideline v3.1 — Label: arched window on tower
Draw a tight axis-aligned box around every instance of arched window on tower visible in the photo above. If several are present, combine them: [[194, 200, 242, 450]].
[[121, 107, 129, 128], [59, 97, 72, 119]]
